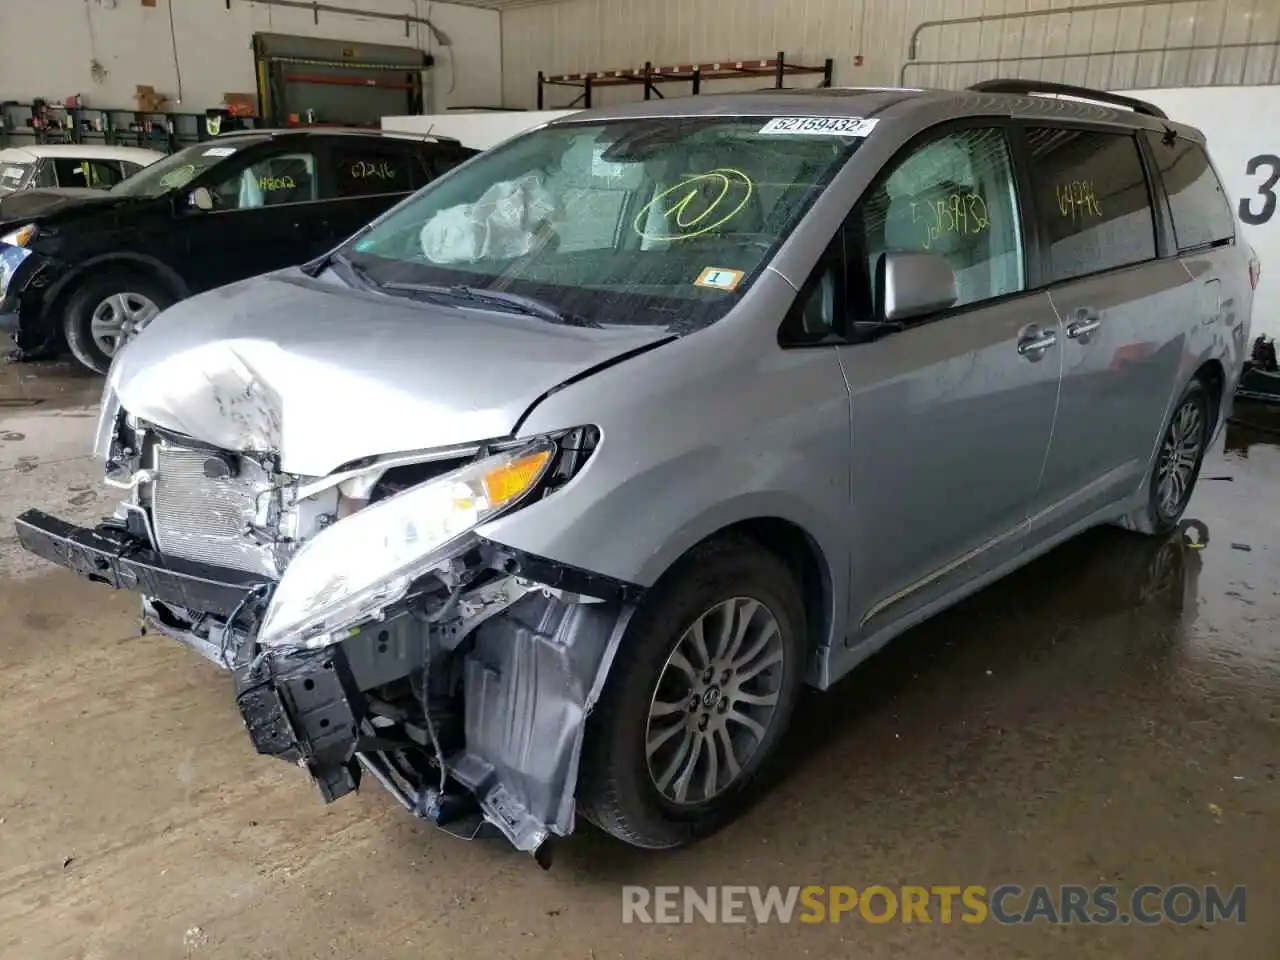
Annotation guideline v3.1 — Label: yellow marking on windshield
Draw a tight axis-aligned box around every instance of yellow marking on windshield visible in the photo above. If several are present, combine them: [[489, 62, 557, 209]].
[[633, 169, 753, 242], [158, 164, 197, 189]]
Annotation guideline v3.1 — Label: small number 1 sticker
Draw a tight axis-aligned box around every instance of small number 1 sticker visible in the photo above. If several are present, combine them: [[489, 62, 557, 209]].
[[695, 267, 745, 291]]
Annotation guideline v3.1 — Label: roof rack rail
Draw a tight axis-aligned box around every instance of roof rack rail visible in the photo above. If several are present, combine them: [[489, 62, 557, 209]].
[[219, 126, 462, 145], [967, 79, 1168, 120]]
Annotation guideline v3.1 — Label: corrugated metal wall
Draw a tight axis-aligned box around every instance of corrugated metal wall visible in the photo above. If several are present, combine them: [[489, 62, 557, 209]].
[[501, 0, 1280, 107]]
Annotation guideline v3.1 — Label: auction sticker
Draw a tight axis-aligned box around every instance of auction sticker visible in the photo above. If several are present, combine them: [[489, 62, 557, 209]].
[[694, 267, 745, 291], [759, 116, 879, 137]]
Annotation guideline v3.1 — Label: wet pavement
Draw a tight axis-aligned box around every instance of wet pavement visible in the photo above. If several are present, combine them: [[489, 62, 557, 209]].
[[0, 359, 1275, 959]]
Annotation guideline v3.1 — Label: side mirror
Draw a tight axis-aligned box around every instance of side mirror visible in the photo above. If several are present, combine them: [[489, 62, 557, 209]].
[[188, 186, 214, 212], [878, 251, 958, 323]]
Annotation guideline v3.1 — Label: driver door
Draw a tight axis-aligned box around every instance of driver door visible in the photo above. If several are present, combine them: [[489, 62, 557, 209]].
[[177, 144, 327, 294], [834, 122, 1064, 645]]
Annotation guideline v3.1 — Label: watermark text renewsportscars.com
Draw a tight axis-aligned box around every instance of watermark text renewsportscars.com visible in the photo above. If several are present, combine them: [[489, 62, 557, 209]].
[[621, 884, 1247, 926]]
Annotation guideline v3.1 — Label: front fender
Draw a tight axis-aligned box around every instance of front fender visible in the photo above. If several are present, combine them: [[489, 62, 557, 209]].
[[41, 250, 190, 313], [477, 305, 852, 657]]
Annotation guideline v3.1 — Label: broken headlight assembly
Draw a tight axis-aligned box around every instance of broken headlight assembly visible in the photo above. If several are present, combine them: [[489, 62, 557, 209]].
[[257, 439, 559, 650]]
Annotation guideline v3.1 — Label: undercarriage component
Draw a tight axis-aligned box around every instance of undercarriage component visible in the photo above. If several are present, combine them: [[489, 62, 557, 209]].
[[235, 644, 365, 802], [452, 592, 635, 851], [228, 592, 636, 851]]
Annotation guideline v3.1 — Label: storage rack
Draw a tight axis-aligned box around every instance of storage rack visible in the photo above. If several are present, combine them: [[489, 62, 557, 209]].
[[0, 101, 263, 154], [536, 51, 835, 109]]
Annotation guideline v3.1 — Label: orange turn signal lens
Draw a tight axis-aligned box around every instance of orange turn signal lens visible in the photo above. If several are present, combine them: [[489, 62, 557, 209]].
[[481, 449, 552, 508]]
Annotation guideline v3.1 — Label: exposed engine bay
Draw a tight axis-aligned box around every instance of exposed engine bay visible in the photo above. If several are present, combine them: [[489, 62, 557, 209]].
[[21, 403, 645, 865]]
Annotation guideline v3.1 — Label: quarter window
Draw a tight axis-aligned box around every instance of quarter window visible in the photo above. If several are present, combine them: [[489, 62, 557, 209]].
[[34, 162, 57, 189], [854, 127, 1025, 314], [1026, 128, 1156, 283], [1142, 131, 1235, 251], [332, 146, 415, 197]]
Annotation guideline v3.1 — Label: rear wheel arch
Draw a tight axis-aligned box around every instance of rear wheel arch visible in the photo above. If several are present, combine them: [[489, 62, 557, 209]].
[[1192, 358, 1226, 430]]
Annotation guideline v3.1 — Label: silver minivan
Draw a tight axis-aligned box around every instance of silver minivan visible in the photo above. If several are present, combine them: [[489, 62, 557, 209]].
[[15, 80, 1254, 861]]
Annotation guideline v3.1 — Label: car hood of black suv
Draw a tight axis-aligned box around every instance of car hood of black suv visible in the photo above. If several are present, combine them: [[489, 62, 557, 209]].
[[0, 187, 138, 231]]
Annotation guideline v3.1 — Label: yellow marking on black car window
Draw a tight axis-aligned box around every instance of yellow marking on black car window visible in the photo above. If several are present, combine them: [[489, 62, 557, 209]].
[[259, 175, 297, 191], [351, 160, 398, 180]]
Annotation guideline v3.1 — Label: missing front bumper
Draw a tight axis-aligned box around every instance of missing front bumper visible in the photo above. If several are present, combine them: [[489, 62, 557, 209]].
[[15, 508, 645, 858]]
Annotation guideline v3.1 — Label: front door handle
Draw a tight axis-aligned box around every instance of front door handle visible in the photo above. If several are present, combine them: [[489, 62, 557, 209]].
[[1017, 327, 1058, 360], [1066, 310, 1102, 341]]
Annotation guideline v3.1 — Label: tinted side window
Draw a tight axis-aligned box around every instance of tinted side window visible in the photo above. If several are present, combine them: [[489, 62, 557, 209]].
[[1142, 131, 1235, 250], [429, 147, 476, 177], [1026, 128, 1156, 283], [207, 151, 319, 209], [50, 159, 126, 188], [332, 146, 413, 198], [854, 126, 1025, 313]]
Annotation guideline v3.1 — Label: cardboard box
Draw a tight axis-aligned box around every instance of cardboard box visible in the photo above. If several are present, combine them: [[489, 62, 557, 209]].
[[134, 84, 168, 113], [220, 92, 258, 118]]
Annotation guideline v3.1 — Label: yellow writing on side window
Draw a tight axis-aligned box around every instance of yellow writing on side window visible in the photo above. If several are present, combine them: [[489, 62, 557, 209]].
[[259, 175, 297, 191], [352, 160, 397, 181], [911, 193, 991, 250], [1056, 180, 1103, 220], [633, 169, 754, 242]]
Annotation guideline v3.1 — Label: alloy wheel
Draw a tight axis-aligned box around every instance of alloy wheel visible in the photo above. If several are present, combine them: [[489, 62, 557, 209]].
[[1155, 397, 1205, 520], [90, 292, 160, 357], [645, 596, 786, 806]]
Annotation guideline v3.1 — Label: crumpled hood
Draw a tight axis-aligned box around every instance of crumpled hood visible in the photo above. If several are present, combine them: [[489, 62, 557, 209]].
[[109, 269, 674, 476]]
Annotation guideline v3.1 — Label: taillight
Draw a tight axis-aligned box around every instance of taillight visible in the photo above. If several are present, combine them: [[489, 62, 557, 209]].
[[1249, 257, 1261, 290]]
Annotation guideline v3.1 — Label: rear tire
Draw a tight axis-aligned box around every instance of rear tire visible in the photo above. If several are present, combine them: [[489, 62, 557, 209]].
[[63, 272, 173, 375], [577, 537, 806, 849], [1121, 378, 1212, 536]]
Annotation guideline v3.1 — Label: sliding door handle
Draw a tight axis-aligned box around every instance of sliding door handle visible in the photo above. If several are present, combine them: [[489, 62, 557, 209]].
[[1066, 309, 1101, 342], [1017, 328, 1058, 360]]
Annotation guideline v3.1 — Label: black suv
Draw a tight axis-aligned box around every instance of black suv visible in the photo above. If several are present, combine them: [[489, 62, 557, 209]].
[[0, 128, 475, 372]]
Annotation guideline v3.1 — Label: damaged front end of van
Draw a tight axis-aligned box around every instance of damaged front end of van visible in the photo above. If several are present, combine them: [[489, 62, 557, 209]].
[[13, 270, 667, 865]]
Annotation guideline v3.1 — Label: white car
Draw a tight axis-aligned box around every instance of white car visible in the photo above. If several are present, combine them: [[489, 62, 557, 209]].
[[0, 145, 165, 195]]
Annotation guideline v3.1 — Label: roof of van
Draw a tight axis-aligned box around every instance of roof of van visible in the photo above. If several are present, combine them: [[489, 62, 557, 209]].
[[548, 83, 1199, 139]]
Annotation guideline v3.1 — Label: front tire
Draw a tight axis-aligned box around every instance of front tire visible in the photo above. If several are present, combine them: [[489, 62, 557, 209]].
[[578, 538, 806, 849], [1123, 378, 1212, 536], [63, 272, 173, 374]]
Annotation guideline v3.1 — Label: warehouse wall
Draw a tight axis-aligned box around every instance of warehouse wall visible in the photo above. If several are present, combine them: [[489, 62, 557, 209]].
[[0, 0, 502, 114], [502, 0, 1280, 108]]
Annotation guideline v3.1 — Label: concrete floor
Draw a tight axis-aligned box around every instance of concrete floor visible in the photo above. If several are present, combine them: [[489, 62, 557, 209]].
[[0, 359, 1275, 960]]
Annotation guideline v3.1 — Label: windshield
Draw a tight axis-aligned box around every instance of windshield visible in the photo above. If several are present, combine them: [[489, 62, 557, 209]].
[[343, 117, 864, 329], [0, 161, 34, 195], [111, 141, 257, 198]]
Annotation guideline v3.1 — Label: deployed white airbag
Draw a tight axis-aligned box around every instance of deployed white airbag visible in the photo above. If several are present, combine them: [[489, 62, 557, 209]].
[[420, 173, 559, 264]]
